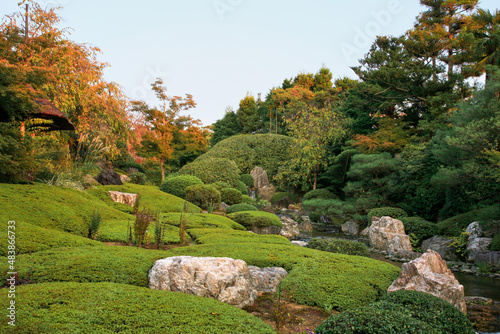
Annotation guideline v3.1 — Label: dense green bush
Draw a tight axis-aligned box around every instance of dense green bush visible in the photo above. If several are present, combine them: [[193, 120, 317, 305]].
[[210, 181, 231, 191], [129, 172, 146, 185], [236, 180, 249, 195], [241, 194, 254, 204], [179, 157, 241, 187], [226, 203, 258, 213], [303, 188, 335, 201], [270, 192, 298, 204], [220, 187, 243, 205], [367, 207, 407, 220], [400, 217, 438, 245], [316, 290, 474, 334], [118, 161, 146, 173], [490, 233, 500, 251], [162, 213, 245, 230], [437, 210, 477, 236], [228, 211, 282, 229], [185, 184, 221, 210], [160, 175, 204, 199], [241, 173, 255, 187], [307, 238, 369, 257], [1, 282, 274, 334]]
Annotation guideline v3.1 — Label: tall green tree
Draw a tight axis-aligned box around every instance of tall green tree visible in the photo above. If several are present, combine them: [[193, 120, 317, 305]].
[[236, 94, 261, 134], [210, 107, 241, 146]]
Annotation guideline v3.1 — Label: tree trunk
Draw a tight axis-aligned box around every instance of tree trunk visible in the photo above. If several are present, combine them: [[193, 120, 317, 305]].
[[312, 172, 317, 190], [160, 158, 165, 181]]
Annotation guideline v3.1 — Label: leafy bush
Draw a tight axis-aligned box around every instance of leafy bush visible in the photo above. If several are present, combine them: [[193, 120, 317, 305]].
[[241, 195, 254, 204], [241, 173, 254, 187], [210, 181, 231, 191], [162, 213, 245, 230], [490, 233, 500, 251], [367, 207, 407, 220], [1, 282, 275, 334], [88, 209, 101, 239], [226, 203, 258, 213], [303, 188, 335, 201], [179, 157, 241, 187], [118, 160, 146, 173], [316, 290, 474, 334], [134, 209, 154, 246], [236, 180, 249, 195], [270, 192, 298, 204], [129, 172, 146, 185], [185, 184, 221, 210], [160, 175, 204, 199], [307, 238, 369, 257], [220, 187, 243, 205], [400, 217, 438, 246], [228, 211, 282, 229]]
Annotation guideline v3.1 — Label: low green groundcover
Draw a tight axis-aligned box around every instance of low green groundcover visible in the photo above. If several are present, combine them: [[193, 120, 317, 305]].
[[228, 211, 282, 229], [0, 282, 274, 334], [97, 219, 181, 244], [188, 228, 290, 245], [162, 213, 245, 230]]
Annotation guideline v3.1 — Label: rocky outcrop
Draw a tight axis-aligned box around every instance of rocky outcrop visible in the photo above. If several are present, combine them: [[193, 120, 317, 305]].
[[96, 166, 122, 185], [120, 174, 130, 183], [421, 236, 458, 261], [108, 191, 137, 206], [248, 266, 288, 293], [465, 222, 494, 264], [388, 250, 466, 314], [149, 256, 257, 308], [341, 220, 359, 236], [250, 166, 275, 202], [149, 256, 288, 308], [279, 216, 300, 239], [368, 216, 412, 253], [299, 216, 314, 232]]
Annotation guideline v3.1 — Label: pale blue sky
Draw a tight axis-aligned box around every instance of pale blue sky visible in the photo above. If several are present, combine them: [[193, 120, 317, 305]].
[[3, 0, 499, 126]]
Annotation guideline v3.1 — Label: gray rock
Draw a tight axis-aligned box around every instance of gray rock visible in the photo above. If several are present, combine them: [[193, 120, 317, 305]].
[[388, 250, 466, 314], [250, 166, 270, 189], [421, 236, 458, 261], [120, 174, 130, 183], [299, 219, 314, 232], [360, 227, 370, 237], [96, 166, 122, 185], [473, 251, 500, 267], [250, 225, 281, 235], [465, 222, 483, 239], [466, 237, 492, 262], [341, 220, 360, 236], [218, 202, 230, 211], [369, 216, 412, 253], [248, 266, 288, 293], [279, 216, 300, 239]]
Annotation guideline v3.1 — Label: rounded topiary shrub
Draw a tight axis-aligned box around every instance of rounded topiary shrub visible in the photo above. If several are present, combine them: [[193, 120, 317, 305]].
[[307, 238, 369, 257], [303, 188, 335, 201], [270, 192, 298, 204], [227, 203, 258, 214], [178, 157, 241, 187], [228, 211, 282, 229], [211, 181, 231, 191], [316, 290, 474, 334], [241, 195, 254, 204], [160, 175, 204, 199], [185, 184, 221, 211], [236, 180, 248, 195], [241, 174, 254, 187], [220, 187, 243, 206], [367, 207, 407, 220], [129, 172, 146, 185], [400, 216, 438, 245]]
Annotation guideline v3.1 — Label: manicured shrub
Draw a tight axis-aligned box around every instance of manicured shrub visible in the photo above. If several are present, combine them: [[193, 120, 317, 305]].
[[160, 175, 204, 199], [129, 171, 146, 185], [228, 211, 282, 229], [303, 188, 335, 201], [316, 290, 474, 333], [210, 181, 231, 191], [226, 203, 258, 214], [220, 187, 243, 205], [241, 173, 254, 187], [179, 157, 241, 187], [162, 213, 245, 230], [367, 207, 407, 220], [236, 180, 249, 195], [241, 194, 254, 204], [185, 184, 221, 210], [2, 282, 275, 334], [307, 237, 369, 257], [270, 192, 298, 204], [490, 234, 500, 251], [400, 216, 438, 245]]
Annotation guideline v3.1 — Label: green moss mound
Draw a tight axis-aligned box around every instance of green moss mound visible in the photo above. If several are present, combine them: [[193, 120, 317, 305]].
[[179, 157, 241, 187], [316, 290, 474, 334], [307, 237, 369, 257], [0, 282, 274, 334], [228, 211, 282, 229], [303, 188, 335, 201], [162, 213, 245, 230], [400, 217, 438, 245], [367, 207, 408, 220], [236, 180, 249, 194], [227, 203, 258, 213], [188, 228, 290, 245], [241, 173, 255, 187], [0, 221, 100, 256], [195, 134, 293, 176], [160, 175, 204, 199], [185, 184, 221, 210]]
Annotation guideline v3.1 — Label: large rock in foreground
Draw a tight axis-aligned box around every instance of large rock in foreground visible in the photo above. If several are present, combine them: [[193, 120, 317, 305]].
[[388, 250, 466, 314], [369, 216, 412, 253], [149, 256, 288, 308]]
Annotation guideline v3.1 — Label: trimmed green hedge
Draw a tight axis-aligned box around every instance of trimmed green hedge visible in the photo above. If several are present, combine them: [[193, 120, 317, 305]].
[[367, 207, 407, 220], [0, 282, 274, 333], [316, 290, 474, 334], [236, 180, 249, 195], [241, 173, 255, 187], [161, 213, 245, 230], [227, 203, 258, 214], [188, 228, 290, 245], [303, 188, 335, 201], [228, 211, 282, 229], [179, 158, 241, 187], [220, 187, 243, 205], [437, 210, 477, 236], [307, 237, 369, 257], [160, 175, 204, 199], [270, 192, 298, 204], [185, 184, 221, 210], [400, 217, 438, 245]]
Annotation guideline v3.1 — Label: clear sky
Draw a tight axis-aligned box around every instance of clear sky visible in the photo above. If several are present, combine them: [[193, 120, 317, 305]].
[[2, 0, 499, 126]]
